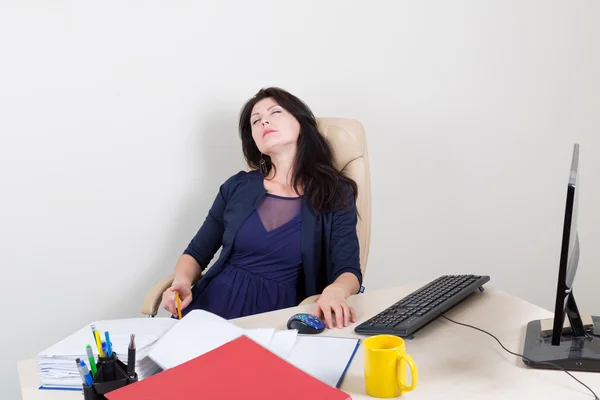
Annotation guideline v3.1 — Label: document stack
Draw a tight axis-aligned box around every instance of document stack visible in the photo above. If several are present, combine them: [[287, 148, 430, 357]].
[[37, 317, 178, 390]]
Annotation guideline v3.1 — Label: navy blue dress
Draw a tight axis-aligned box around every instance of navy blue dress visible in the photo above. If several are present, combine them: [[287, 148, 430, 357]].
[[188, 193, 303, 319]]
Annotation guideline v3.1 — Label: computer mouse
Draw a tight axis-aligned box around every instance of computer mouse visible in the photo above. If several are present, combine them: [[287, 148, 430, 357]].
[[286, 313, 326, 334]]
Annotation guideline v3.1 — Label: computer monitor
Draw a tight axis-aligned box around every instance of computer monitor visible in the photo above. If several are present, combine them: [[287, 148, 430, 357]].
[[522, 143, 600, 372], [551, 143, 585, 345]]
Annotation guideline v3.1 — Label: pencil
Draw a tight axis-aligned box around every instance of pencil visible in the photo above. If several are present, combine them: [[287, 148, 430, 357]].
[[176, 293, 182, 320], [94, 331, 104, 357]]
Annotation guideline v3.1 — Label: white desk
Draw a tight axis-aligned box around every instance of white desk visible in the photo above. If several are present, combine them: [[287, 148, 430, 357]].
[[18, 282, 600, 399]]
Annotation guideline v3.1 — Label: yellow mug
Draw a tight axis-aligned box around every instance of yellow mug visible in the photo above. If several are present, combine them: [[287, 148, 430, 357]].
[[364, 334, 418, 398]]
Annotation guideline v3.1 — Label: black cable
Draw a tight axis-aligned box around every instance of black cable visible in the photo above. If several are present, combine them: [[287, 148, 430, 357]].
[[441, 315, 599, 400]]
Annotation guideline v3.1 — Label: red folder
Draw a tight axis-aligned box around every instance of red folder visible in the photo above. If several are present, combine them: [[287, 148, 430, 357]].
[[105, 335, 352, 400]]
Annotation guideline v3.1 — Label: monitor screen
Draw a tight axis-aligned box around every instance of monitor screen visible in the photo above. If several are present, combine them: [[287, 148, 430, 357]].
[[565, 145, 580, 289], [552, 143, 580, 344]]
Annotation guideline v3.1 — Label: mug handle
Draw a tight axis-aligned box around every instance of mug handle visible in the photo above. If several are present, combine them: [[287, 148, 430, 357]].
[[397, 353, 418, 392]]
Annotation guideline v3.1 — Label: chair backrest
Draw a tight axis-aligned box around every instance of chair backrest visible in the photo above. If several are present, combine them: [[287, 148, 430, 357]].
[[316, 117, 371, 279]]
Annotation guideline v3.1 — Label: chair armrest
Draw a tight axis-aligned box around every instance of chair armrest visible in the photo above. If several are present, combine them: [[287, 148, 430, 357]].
[[141, 275, 174, 317], [298, 294, 321, 305]]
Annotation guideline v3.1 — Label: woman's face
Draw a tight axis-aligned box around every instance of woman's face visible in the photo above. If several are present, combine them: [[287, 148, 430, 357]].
[[250, 97, 300, 155]]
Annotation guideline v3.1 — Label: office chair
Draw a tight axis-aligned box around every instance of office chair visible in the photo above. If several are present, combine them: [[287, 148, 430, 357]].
[[140, 117, 371, 316]]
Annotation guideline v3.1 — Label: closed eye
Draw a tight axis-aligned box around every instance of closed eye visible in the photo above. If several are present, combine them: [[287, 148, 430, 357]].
[[252, 119, 260, 125]]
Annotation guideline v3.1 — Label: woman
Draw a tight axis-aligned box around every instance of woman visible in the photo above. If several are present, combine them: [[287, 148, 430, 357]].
[[161, 87, 362, 329]]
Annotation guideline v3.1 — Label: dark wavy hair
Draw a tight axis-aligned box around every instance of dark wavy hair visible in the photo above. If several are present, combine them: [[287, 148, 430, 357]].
[[238, 87, 358, 213]]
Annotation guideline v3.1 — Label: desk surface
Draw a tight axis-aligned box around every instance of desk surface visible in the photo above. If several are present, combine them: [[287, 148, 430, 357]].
[[18, 282, 600, 399]]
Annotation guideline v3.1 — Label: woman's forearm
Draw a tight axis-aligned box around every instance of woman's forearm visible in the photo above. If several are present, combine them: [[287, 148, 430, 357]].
[[173, 254, 202, 286], [327, 272, 360, 298]]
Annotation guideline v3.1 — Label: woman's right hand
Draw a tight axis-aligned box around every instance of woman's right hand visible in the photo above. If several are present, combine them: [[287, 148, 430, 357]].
[[162, 281, 192, 317]]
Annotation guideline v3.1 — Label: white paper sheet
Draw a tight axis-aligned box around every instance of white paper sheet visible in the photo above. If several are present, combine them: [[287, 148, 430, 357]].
[[148, 310, 360, 388], [268, 329, 298, 359], [286, 335, 360, 387], [244, 328, 275, 348], [148, 310, 245, 370]]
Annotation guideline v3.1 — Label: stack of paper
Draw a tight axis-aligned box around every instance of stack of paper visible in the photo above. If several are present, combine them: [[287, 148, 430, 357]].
[[37, 317, 178, 390], [148, 310, 360, 388]]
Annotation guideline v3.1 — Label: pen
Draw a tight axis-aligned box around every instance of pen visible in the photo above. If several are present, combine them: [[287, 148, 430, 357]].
[[94, 331, 104, 357], [90, 325, 97, 348], [176, 293, 182, 320], [101, 342, 108, 359], [85, 345, 97, 377], [75, 358, 86, 386], [105, 331, 113, 357], [79, 360, 93, 387], [127, 334, 136, 378]]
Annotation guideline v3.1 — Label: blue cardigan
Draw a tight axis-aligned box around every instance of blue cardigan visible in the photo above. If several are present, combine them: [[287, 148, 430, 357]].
[[183, 170, 363, 302]]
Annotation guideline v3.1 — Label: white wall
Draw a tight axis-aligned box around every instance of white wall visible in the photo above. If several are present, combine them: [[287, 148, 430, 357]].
[[1, 0, 599, 397]]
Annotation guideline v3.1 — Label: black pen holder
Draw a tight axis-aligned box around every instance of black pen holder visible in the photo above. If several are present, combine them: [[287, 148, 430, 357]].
[[82, 353, 138, 400]]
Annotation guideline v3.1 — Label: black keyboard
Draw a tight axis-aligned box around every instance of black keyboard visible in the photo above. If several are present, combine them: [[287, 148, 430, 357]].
[[354, 274, 490, 337]]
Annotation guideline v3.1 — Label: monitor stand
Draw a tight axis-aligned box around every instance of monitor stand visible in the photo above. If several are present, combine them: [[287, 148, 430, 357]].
[[523, 293, 600, 372]]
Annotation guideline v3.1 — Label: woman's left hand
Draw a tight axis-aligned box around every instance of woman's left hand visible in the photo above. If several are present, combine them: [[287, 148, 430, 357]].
[[313, 284, 357, 329]]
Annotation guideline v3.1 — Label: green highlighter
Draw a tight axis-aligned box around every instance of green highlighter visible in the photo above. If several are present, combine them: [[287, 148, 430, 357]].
[[86, 345, 98, 378]]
